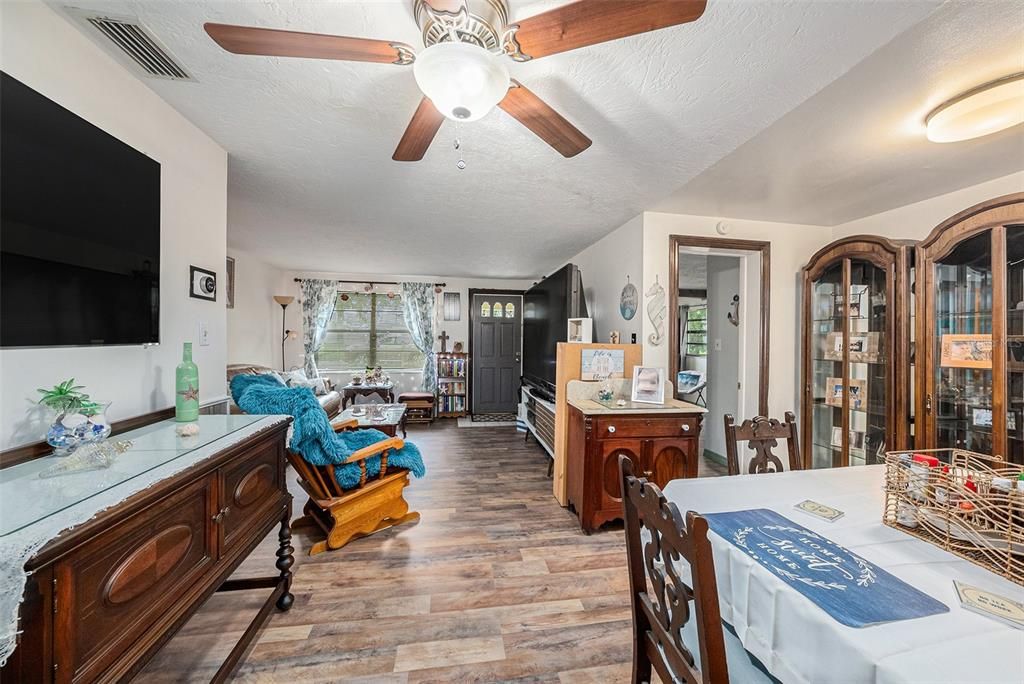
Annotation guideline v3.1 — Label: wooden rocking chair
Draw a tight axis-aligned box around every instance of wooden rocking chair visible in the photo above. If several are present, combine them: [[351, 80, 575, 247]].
[[287, 418, 420, 555]]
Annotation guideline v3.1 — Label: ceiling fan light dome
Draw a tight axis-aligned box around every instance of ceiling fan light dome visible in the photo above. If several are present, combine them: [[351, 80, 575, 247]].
[[413, 42, 509, 122], [925, 73, 1024, 143]]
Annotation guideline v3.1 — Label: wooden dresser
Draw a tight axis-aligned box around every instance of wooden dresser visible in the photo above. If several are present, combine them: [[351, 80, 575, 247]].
[[0, 415, 294, 683], [566, 398, 705, 533]]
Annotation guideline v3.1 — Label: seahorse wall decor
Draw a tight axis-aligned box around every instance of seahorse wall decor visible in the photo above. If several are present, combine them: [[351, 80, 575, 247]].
[[646, 276, 666, 346]]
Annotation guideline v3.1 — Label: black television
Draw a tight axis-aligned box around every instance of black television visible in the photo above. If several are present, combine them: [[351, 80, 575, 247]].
[[522, 263, 588, 398], [1, 72, 160, 348]]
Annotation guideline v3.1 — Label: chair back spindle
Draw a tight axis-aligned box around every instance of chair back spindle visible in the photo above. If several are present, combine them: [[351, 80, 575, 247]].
[[723, 412, 801, 476]]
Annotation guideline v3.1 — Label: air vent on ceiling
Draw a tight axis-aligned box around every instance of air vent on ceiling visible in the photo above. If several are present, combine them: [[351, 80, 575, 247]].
[[69, 9, 193, 81]]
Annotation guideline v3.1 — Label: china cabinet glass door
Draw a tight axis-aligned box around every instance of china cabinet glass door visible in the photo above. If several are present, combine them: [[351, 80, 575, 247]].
[[848, 260, 889, 465], [803, 237, 909, 470], [809, 263, 844, 468], [931, 230, 994, 453], [1006, 225, 1024, 463]]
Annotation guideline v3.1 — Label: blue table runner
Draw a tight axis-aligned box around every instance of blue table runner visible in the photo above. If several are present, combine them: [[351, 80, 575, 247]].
[[704, 508, 948, 628]]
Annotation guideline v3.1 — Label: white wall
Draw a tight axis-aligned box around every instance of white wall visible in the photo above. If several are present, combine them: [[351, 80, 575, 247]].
[[226, 249, 288, 369], [643, 212, 833, 421], [831, 171, 1024, 240], [704, 256, 741, 458], [568, 215, 644, 344], [738, 252, 763, 422], [274, 270, 534, 397], [0, 1, 228, 450]]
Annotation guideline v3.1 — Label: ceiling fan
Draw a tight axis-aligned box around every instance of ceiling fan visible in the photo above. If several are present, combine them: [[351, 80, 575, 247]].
[[205, 0, 708, 162]]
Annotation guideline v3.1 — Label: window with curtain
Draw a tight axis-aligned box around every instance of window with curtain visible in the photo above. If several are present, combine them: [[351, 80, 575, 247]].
[[314, 292, 426, 371], [684, 305, 708, 356]]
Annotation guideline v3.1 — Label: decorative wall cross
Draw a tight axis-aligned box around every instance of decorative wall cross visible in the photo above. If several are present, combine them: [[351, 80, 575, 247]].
[[437, 329, 449, 352]]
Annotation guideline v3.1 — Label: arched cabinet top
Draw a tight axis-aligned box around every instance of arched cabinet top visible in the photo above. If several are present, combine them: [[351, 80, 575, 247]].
[[803, 234, 915, 283], [918, 192, 1024, 262]]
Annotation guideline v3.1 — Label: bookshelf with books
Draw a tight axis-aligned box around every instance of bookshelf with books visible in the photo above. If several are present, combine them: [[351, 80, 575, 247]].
[[436, 352, 469, 418]]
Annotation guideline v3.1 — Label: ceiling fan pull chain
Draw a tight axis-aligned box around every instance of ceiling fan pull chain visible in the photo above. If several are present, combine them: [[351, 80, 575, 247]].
[[454, 123, 466, 170]]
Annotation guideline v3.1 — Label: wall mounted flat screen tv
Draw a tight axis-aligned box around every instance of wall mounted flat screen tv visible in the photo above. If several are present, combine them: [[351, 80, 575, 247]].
[[1, 72, 160, 348], [522, 263, 588, 396]]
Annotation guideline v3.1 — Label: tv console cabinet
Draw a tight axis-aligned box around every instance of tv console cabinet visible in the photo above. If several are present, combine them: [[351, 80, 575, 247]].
[[521, 386, 556, 458], [0, 415, 294, 683]]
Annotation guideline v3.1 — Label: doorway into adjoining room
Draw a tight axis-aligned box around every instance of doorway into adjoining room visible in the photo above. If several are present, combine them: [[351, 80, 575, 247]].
[[670, 237, 770, 470]]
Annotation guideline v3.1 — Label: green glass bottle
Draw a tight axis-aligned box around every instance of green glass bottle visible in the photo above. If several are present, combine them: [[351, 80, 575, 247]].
[[175, 342, 199, 422]]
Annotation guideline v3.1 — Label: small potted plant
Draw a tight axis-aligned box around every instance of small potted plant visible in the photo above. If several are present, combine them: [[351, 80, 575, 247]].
[[38, 379, 111, 455]]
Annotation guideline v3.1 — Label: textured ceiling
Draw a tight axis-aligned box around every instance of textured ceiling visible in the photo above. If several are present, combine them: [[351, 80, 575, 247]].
[[657, 0, 1024, 226], [56, 0, 942, 277]]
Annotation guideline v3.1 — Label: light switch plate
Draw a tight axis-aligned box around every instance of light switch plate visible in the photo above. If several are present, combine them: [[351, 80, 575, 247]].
[[713, 339, 722, 352], [198, 321, 210, 346]]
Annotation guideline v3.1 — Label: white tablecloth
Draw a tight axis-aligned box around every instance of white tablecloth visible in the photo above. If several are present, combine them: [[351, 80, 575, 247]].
[[662, 465, 1024, 684]]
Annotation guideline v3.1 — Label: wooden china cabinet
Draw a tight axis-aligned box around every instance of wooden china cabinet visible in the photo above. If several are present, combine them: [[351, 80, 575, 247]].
[[801, 236, 915, 469], [916, 193, 1024, 464]]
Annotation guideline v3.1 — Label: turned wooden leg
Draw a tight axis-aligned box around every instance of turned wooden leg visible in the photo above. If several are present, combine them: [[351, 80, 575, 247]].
[[275, 514, 295, 611]]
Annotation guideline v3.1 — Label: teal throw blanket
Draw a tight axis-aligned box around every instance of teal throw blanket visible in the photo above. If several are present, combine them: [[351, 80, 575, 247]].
[[230, 374, 425, 490]]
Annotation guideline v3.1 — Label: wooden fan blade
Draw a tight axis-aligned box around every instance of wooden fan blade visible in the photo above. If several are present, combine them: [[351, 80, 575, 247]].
[[204, 23, 415, 65], [506, 0, 707, 61], [393, 98, 445, 162], [499, 81, 592, 158]]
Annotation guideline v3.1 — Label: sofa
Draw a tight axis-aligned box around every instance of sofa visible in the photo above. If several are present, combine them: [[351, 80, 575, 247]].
[[226, 363, 342, 419]]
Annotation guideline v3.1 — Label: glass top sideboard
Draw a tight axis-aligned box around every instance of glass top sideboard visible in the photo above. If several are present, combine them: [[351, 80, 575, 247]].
[[0, 415, 270, 537]]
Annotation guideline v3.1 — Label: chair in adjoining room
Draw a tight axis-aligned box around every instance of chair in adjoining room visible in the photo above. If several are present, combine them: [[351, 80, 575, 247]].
[[618, 456, 773, 684], [723, 412, 802, 476]]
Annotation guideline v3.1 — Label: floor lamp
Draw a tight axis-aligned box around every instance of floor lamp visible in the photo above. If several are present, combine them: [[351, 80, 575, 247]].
[[273, 295, 297, 371]]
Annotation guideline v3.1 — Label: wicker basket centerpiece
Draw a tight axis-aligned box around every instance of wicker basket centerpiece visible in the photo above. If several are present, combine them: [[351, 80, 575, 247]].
[[883, 448, 1024, 585]]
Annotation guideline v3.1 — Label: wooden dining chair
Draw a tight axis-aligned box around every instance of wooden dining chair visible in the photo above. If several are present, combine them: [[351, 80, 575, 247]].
[[723, 412, 802, 476], [619, 455, 730, 684]]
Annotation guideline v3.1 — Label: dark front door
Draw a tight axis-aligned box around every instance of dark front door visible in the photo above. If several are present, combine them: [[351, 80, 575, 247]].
[[471, 294, 522, 414]]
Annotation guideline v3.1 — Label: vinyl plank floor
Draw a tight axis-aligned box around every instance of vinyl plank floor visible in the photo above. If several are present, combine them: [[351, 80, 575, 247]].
[[135, 420, 721, 682]]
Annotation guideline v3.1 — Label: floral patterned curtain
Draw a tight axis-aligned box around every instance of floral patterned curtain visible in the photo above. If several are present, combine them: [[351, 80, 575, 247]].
[[299, 279, 337, 378], [400, 282, 437, 392]]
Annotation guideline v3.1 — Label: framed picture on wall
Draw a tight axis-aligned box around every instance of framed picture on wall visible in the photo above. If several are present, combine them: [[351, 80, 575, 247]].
[[189, 265, 217, 302], [631, 366, 665, 404]]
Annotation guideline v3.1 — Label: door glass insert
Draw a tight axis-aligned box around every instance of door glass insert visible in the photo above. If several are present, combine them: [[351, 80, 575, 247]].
[[933, 230, 993, 454], [492, 302, 504, 318], [810, 262, 844, 469], [480, 301, 490, 317], [505, 302, 515, 318]]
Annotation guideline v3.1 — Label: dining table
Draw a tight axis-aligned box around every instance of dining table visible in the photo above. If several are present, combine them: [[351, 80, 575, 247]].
[[662, 464, 1024, 684]]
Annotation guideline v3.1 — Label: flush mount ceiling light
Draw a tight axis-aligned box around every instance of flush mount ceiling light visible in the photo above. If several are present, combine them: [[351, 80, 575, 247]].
[[203, 0, 709, 161], [414, 42, 509, 122], [925, 72, 1024, 143]]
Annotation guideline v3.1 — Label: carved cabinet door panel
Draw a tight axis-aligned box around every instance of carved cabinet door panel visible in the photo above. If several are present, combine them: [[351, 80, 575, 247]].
[[219, 439, 285, 556], [597, 440, 642, 510], [645, 438, 695, 484], [53, 474, 217, 682]]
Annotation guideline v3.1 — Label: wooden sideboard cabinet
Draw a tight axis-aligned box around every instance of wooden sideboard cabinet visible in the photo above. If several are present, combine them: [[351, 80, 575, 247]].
[[1, 416, 294, 683], [566, 402, 703, 533]]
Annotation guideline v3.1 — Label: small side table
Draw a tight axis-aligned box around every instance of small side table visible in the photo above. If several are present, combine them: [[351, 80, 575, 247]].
[[333, 404, 408, 438], [341, 382, 395, 409]]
